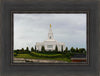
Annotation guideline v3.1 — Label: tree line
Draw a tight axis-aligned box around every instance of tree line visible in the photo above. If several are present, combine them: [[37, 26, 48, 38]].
[[14, 45, 86, 55]]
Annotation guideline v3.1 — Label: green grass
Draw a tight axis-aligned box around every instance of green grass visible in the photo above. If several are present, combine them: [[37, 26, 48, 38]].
[[15, 54, 34, 59], [31, 52, 63, 57], [15, 53, 71, 62]]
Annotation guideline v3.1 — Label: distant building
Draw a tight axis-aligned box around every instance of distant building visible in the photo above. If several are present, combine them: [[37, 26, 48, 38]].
[[36, 24, 65, 51], [71, 54, 87, 62]]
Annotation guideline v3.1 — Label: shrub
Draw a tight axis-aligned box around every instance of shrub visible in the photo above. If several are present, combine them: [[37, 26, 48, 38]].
[[14, 52, 17, 56]]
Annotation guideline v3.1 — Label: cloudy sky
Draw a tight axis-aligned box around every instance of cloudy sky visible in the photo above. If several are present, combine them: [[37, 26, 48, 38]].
[[14, 13, 86, 50]]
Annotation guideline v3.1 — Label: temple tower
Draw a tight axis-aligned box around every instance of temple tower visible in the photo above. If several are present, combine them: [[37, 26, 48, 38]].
[[48, 24, 54, 40]]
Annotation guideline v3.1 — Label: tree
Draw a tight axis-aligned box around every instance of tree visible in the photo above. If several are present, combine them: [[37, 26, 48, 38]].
[[64, 47, 68, 53], [41, 46, 45, 53], [55, 45, 58, 52], [79, 48, 86, 53], [19, 48, 24, 54], [26, 47, 29, 51], [61, 45, 63, 52], [75, 47, 79, 53], [21, 48, 24, 51], [25, 47, 30, 53], [35, 46, 36, 52], [66, 52, 71, 59], [70, 47, 75, 53], [31, 47, 34, 52]]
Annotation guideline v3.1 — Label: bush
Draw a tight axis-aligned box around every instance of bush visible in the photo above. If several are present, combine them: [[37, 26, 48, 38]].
[[30, 52, 63, 58], [14, 52, 17, 56], [31, 47, 34, 52], [41, 46, 45, 53]]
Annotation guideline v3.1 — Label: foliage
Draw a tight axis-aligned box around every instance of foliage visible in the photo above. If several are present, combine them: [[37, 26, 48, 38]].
[[14, 52, 17, 56], [30, 51, 63, 58], [14, 46, 86, 62], [31, 47, 34, 52], [70, 47, 75, 53], [75, 47, 79, 53], [64, 47, 68, 53], [21, 48, 24, 51], [41, 46, 45, 53], [14, 53, 71, 62], [79, 48, 86, 53], [15, 54, 34, 59], [35, 46, 36, 52], [55, 45, 58, 53], [26, 47, 29, 51], [65, 50, 74, 59], [61, 45, 63, 52]]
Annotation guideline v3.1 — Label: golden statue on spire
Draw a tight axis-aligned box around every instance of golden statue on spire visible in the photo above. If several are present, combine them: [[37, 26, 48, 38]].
[[50, 24, 51, 28]]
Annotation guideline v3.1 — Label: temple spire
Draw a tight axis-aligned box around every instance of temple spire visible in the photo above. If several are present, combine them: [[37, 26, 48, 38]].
[[48, 24, 54, 40], [50, 24, 51, 28]]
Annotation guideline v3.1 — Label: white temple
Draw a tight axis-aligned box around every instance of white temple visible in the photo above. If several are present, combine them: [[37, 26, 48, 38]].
[[36, 24, 65, 51]]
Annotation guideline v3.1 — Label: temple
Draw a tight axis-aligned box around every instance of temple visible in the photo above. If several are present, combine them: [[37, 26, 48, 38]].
[[36, 24, 65, 51]]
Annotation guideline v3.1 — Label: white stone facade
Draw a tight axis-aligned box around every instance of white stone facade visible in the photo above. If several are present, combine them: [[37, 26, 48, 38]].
[[36, 24, 65, 51]]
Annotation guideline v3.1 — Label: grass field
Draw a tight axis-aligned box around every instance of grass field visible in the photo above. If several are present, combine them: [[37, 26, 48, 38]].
[[14, 52, 71, 62]]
